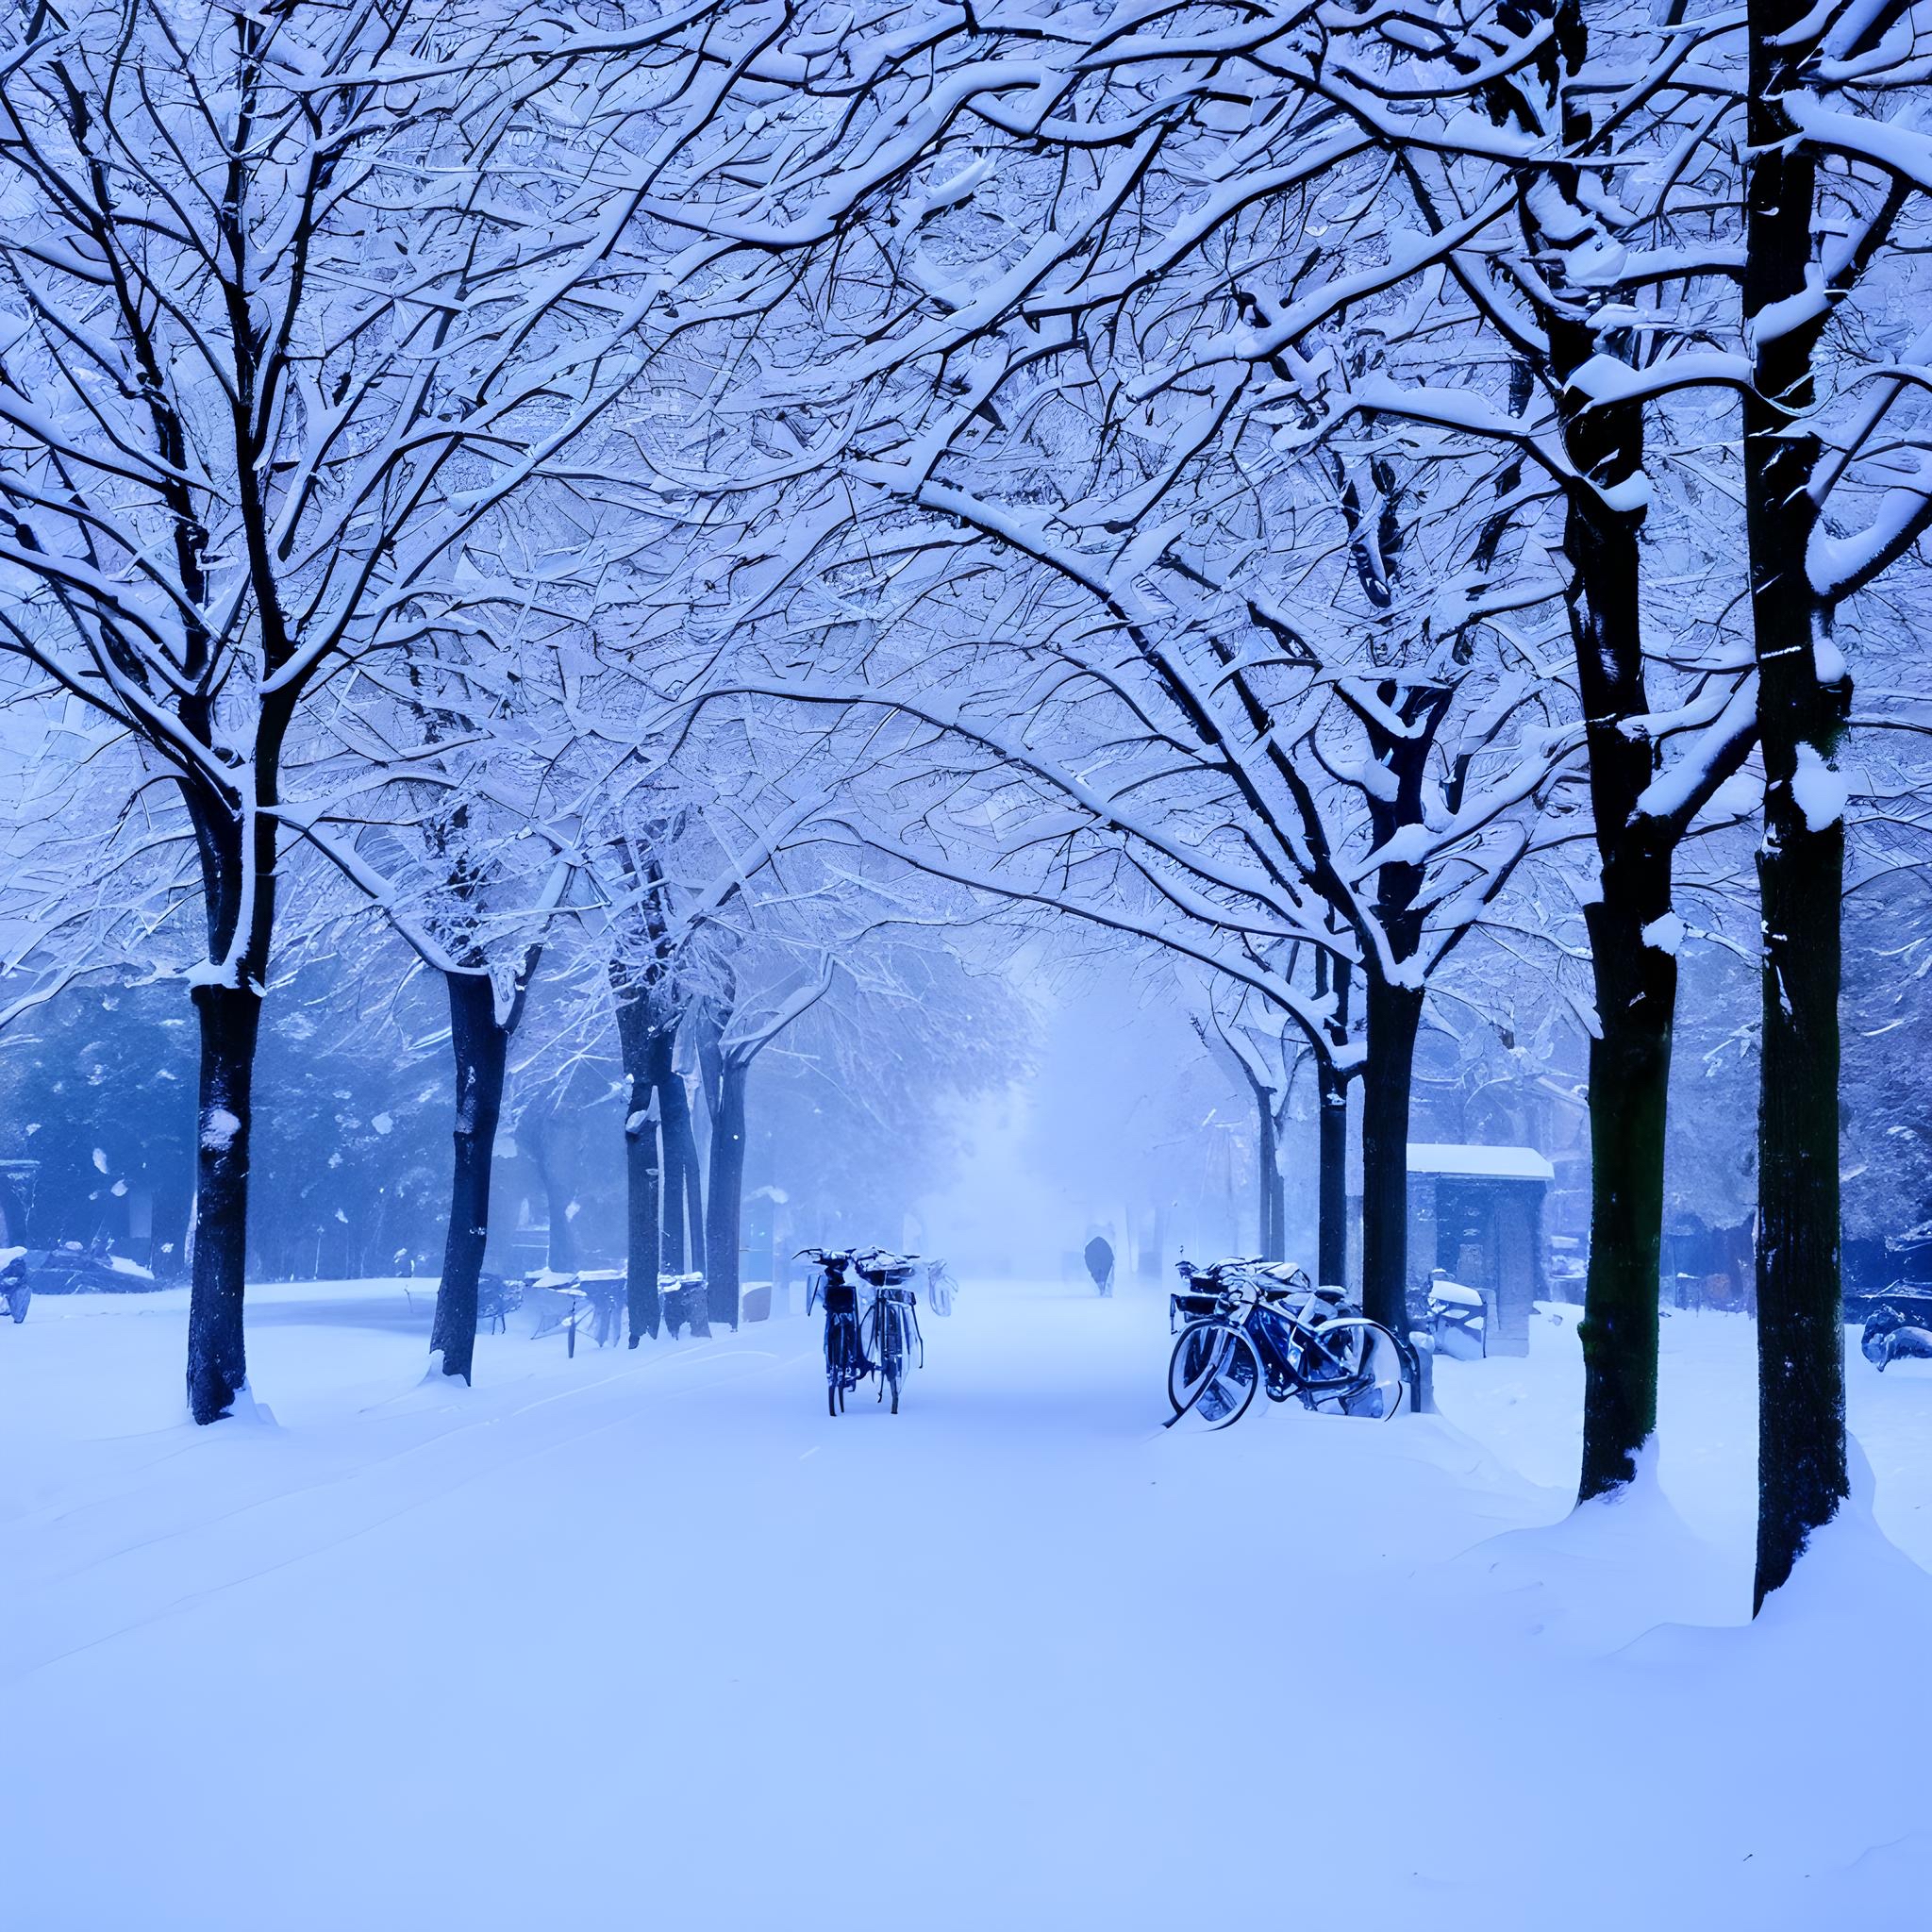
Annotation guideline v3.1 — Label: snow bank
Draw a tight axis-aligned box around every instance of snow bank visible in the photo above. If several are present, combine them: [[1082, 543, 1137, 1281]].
[[1734, 1437, 1931, 1642], [1445, 1441, 1738, 1645], [207, 1376, 277, 1429]]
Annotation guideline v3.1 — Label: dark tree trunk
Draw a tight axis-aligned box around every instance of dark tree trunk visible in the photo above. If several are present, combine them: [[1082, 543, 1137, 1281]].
[[1358, 975, 1423, 1335], [1557, 394, 1676, 1502], [658, 1089, 685, 1271], [528, 1108, 577, 1275], [1268, 1124, 1287, 1265], [1744, 0, 1849, 1609], [429, 972, 509, 1384], [678, 1095, 706, 1279], [1226, 1048, 1283, 1263], [1753, 801, 1846, 1605], [1576, 891, 1674, 1497], [1354, 691, 1441, 1343], [186, 982, 262, 1424], [1312, 949, 1353, 1289], [706, 1056, 749, 1329], [1491, 15, 1752, 1497], [654, 1031, 690, 1274], [1316, 1058, 1349, 1289], [616, 997, 662, 1343], [697, 1017, 725, 1156], [178, 744, 282, 1423], [1255, 1101, 1279, 1260], [651, 1030, 708, 1337]]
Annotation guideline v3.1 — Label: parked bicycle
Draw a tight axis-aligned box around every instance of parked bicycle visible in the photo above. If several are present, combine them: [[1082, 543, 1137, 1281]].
[[1165, 1258, 1410, 1428], [802, 1247, 928, 1415], [804, 1249, 869, 1413]]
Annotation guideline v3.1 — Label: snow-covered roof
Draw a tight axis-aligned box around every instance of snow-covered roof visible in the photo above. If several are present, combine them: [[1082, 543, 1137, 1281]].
[[1407, 1143, 1555, 1183]]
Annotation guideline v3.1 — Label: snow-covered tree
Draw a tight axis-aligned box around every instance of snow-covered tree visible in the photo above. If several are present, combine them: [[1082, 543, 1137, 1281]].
[[0, 2, 731, 1417], [1730, 0, 1932, 1606]]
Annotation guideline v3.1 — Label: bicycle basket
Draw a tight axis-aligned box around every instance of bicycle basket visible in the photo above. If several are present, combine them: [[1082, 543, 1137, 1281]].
[[924, 1261, 956, 1317], [821, 1281, 859, 1316]]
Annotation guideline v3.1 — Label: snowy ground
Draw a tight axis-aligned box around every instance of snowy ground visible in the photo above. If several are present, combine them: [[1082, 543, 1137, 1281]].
[[3, 1278, 1929, 1931]]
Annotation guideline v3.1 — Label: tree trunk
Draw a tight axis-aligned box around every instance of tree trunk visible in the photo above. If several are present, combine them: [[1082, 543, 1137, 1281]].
[[428, 972, 509, 1384], [1558, 402, 1676, 1502], [1229, 1054, 1282, 1261], [528, 1108, 577, 1275], [1255, 1103, 1279, 1259], [678, 1095, 707, 1279], [651, 1030, 709, 1337], [186, 982, 262, 1424], [1754, 808, 1846, 1605], [1576, 891, 1674, 1497], [1351, 691, 1438, 1345], [1311, 949, 1354, 1289], [1316, 1057, 1349, 1289], [653, 1032, 692, 1274], [1268, 1106, 1289, 1264], [1268, 1124, 1287, 1266], [1744, 0, 1849, 1609], [1358, 975, 1423, 1335], [706, 1056, 749, 1329], [617, 998, 661, 1343]]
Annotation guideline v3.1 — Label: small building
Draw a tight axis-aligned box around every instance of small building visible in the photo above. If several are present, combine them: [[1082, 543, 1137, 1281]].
[[1406, 1144, 1554, 1357]]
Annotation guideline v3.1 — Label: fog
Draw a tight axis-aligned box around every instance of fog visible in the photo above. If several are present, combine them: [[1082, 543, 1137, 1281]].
[[916, 962, 1245, 1282]]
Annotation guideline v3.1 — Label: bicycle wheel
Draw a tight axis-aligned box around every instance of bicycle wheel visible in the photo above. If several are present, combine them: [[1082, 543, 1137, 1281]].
[[1167, 1321, 1260, 1428], [869, 1304, 907, 1412], [825, 1311, 864, 1416], [1301, 1316, 1408, 1419]]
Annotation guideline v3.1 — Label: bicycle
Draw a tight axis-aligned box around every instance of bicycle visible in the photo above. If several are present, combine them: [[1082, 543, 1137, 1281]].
[[1165, 1259, 1410, 1429], [804, 1249, 872, 1415], [801, 1247, 927, 1415], [858, 1256, 924, 1413]]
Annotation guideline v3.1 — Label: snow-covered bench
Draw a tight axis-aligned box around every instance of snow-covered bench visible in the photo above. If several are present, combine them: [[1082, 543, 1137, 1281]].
[[1427, 1276, 1492, 1361]]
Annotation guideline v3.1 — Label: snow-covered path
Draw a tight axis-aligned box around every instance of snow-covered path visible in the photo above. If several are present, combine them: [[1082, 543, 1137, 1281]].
[[3, 1279, 1928, 1930]]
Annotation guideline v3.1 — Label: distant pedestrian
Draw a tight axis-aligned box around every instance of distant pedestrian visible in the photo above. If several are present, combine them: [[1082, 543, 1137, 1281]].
[[1084, 1236, 1115, 1298]]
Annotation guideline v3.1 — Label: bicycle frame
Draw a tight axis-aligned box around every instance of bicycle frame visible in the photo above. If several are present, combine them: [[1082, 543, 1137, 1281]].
[[1243, 1295, 1363, 1402]]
